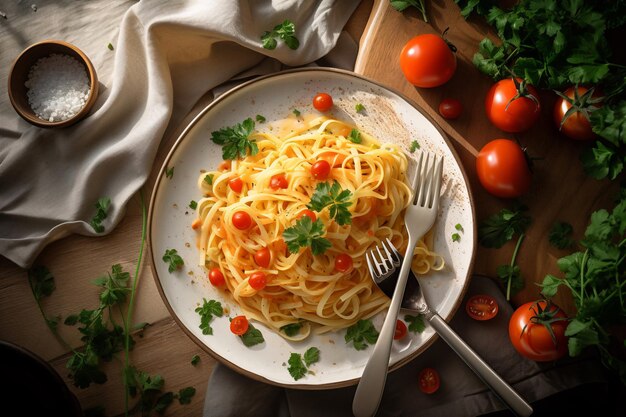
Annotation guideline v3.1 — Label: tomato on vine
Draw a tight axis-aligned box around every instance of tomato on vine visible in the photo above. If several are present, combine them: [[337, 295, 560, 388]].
[[485, 78, 540, 133], [509, 300, 568, 362], [476, 139, 532, 198], [400, 32, 457, 88], [554, 86, 603, 141]]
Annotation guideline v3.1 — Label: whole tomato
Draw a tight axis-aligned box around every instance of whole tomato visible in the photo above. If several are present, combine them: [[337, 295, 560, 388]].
[[509, 300, 569, 362], [554, 86, 603, 141], [400, 33, 457, 88], [476, 139, 532, 198], [485, 78, 541, 133]]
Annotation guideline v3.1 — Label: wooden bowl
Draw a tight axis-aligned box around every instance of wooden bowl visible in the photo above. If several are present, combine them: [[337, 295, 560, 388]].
[[8, 39, 99, 128]]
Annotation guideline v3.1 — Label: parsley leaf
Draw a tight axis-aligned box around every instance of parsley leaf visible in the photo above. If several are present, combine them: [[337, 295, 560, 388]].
[[303, 347, 320, 367], [390, 0, 428, 22], [549, 221, 575, 249], [348, 129, 362, 144], [293, 109, 301, 117], [189, 200, 197, 210], [162, 249, 184, 273], [404, 314, 425, 333], [452, 233, 461, 242], [355, 103, 365, 113], [261, 20, 300, 50], [287, 353, 307, 380], [191, 355, 200, 366], [210, 118, 259, 160], [455, 223, 464, 232], [240, 323, 265, 347], [90, 197, 111, 233], [497, 263, 524, 298], [409, 140, 420, 153], [165, 166, 174, 179], [345, 319, 379, 350], [94, 264, 130, 307], [178, 387, 196, 404], [256, 114, 266, 123], [27, 265, 60, 331], [478, 204, 531, 248], [282, 216, 331, 255], [204, 174, 214, 185], [307, 181, 353, 226], [280, 322, 303, 337], [195, 299, 223, 335]]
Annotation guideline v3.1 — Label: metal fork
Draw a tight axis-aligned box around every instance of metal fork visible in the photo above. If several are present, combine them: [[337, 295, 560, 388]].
[[366, 240, 533, 417], [353, 151, 443, 417]]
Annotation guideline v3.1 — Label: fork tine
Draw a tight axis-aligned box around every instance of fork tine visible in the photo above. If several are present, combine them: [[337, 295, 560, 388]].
[[383, 238, 401, 266], [369, 250, 383, 276], [417, 152, 434, 207], [432, 156, 444, 209], [366, 252, 377, 277], [425, 156, 443, 209], [411, 152, 424, 205]]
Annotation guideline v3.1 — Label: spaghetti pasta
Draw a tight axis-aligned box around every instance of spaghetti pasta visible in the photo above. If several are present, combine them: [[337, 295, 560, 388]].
[[195, 115, 443, 340]]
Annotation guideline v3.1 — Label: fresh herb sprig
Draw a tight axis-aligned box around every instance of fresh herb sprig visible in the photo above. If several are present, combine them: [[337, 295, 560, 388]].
[[27, 265, 62, 335], [541, 189, 626, 383], [90, 197, 111, 233], [390, 0, 428, 22], [287, 347, 320, 380], [307, 181, 353, 226], [405, 314, 425, 333], [163, 249, 184, 273], [283, 216, 331, 255], [240, 323, 265, 347], [345, 319, 379, 350], [549, 221, 575, 250], [195, 299, 223, 335], [261, 20, 300, 50], [210, 118, 259, 160]]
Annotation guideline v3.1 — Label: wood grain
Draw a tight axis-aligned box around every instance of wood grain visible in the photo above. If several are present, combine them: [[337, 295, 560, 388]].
[[354, 0, 619, 314]]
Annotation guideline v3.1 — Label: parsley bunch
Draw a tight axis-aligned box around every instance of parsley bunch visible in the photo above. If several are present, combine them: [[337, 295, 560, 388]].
[[307, 181, 353, 226], [210, 118, 259, 160], [541, 189, 626, 383], [261, 20, 299, 50]]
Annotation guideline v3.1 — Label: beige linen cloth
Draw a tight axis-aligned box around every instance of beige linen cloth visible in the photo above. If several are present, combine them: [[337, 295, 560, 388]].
[[0, 0, 360, 268]]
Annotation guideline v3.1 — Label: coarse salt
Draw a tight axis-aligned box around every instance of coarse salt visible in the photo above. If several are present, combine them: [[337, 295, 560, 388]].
[[25, 53, 91, 122]]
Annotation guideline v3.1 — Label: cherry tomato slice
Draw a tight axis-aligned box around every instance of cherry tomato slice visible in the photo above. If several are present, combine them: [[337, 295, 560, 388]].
[[208, 268, 225, 287], [313, 93, 333, 112], [466, 294, 499, 321], [394, 320, 408, 340], [311, 160, 331, 180], [298, 209, 317, 222], [230, 315, 249, 336], [228, 177, 243, 193], [418, 368, 440, 394], [270, 174, 288, 190], [439, 98, 463, 119], [254, 248, 271, 268], [232, 211, 252, 230], [249, 272, 267, 290], [334, 254, 353, 272]]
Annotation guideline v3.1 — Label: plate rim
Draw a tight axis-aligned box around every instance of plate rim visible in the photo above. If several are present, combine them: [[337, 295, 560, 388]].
[[147, 67, 477, 389]]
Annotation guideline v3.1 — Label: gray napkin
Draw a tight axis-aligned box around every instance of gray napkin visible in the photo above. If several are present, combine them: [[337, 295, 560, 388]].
[[0, 0, 360, 268], [203, 275, 608, 417]]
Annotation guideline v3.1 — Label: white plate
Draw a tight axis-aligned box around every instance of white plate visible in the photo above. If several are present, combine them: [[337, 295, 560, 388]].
[[148, 68, 476, 388]]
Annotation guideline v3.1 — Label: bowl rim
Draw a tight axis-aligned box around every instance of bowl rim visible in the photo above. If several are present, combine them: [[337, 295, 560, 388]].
[[7, 39, 99, 128]]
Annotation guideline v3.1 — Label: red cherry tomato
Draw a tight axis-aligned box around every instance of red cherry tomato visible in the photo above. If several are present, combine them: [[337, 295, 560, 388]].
[[476, 139, 532, 198], [394, 320, 408, 340], [466, 294, 499, 321], [298, 209, 317, 222], [400, 34, 457, 88], [313, 93, 333, 112], [208, 268, 225, 287], [270, 174, 288, 190], [249, 272, 267, 290], [439, 98, 463, 119], [334, 254, 353, 272], [509, 300, 568, 362], [230, 315, 249, 336], [254, 247, 271, 268], [418, 368, 440, 394], [554, 86, 603, 141], [232, 211, 252, 230], [228, 177, 243, 193], [311, 160, 331, 180], [485, 78, 541, 133], [218, 160, 231, 171]]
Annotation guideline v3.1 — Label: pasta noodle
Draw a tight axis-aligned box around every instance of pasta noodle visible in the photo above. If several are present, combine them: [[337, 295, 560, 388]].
[[194, 115, 444, 340]]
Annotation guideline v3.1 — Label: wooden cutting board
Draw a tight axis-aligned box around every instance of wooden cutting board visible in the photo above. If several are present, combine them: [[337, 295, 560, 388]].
[[354, 0, 618, 313]]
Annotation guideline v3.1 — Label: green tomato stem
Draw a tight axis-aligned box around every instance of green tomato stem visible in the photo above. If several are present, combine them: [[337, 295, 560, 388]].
[[507, 233, 525, 300]]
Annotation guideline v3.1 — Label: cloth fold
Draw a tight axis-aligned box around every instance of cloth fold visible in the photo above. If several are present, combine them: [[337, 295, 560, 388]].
[[203, 275, 608, 417], [0, 0, 360, 268]]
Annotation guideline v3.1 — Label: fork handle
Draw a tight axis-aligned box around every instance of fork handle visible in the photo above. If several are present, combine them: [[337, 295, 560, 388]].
[[352, 239, 416, 417], [427, 312, 533, 417]]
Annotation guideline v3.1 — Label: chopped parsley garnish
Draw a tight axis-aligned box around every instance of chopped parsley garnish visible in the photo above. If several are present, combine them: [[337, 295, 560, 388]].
[[195, 299, 223, 335], [90, 197, 111, 233], [204, 174, 214, 185], [107, 43, 114, 51], [177, 387, 196, 405], [355, 103, 365, 113], [293, 109, 301, 117], [548, 221, 575, 250], [345, 319, 379, 350], [348, 128, 362, 144], [409, 140, 420, 152], [404, 314, 425, 333], [452, 233, 461, 242], [165, 167, 174, 179], [287, 347, 320, 380], [261, 20, 299, 50], [303, 347, 320, 367], [256, 114, 266, 123], [162, 249, 184, 273], [240, 323, 265, 347], [189, 200, 197, 210], [190, 355, 200, 366], [282, 216, 331, 255], [280, 322, 303, 337], [210, 118, 258, 160], [307, 181, 353, 225], [455, 223, 464, 232]]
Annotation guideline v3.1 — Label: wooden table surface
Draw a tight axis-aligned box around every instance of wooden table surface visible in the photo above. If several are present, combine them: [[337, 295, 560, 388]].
[[0, 1, 619, 416]]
